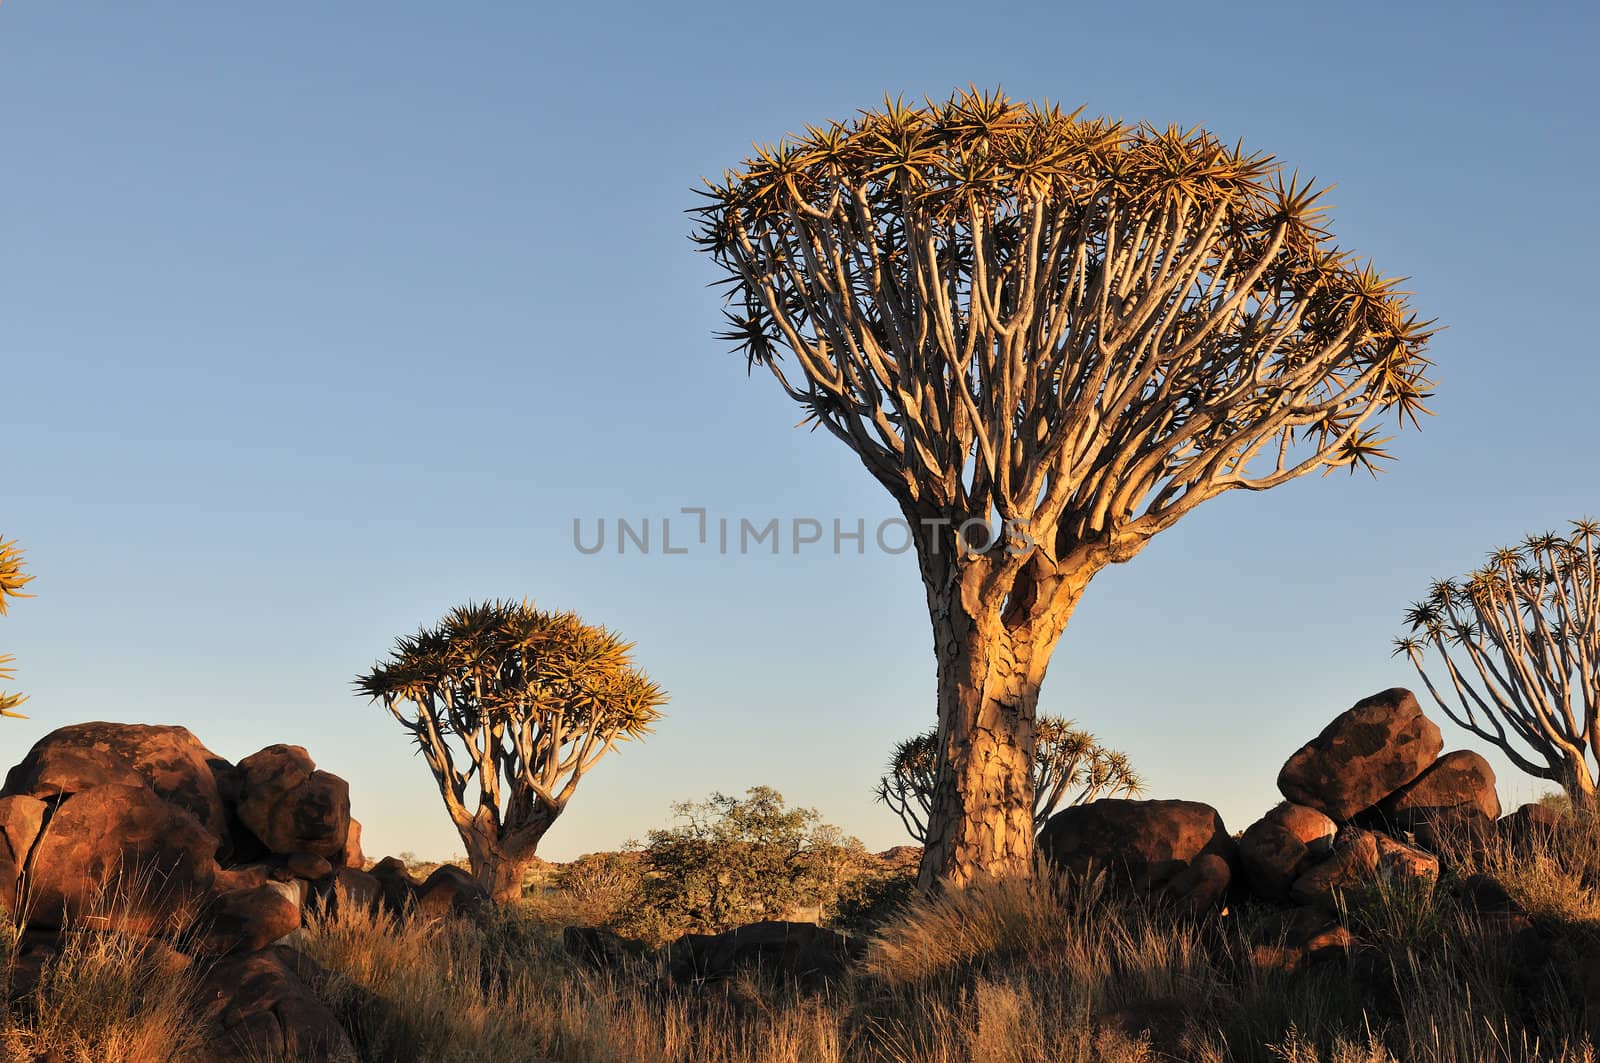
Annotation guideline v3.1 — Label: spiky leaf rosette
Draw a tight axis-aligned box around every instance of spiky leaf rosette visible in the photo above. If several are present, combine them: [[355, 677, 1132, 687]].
[[874, 714, 1142, 841], [0, 535, 33, 718], [695, 88, 1435, 560], [1396, 519, 1600, 792]]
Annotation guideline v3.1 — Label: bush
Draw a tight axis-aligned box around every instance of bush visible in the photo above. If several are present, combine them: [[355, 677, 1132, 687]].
[[625, 787, 864, 938]]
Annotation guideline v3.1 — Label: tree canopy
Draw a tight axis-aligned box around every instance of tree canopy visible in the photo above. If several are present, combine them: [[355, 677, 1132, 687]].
[[356, 599, 667, 899]]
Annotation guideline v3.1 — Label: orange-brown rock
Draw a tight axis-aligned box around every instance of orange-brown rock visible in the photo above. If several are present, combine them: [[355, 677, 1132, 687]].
[[193, 946, 356, 1062], [192, 883, 301, 955], [1380, 749, 1500, 823], [0, 794, 47, 917], [23, 783, 218, 935], [1, 722, 233, 841], [1278, 689, 1442, 821]]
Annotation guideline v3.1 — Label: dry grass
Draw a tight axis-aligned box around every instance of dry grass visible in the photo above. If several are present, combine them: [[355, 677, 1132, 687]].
[[9, 822, 1600, 1061], [0, 921, 208, 1063]]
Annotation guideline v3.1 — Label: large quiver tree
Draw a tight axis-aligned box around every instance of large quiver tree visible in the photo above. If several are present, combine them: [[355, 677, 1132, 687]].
[[357, 600, 667, 902], [1397, 520, 1600, 813], [694, 88, 1435, 889]]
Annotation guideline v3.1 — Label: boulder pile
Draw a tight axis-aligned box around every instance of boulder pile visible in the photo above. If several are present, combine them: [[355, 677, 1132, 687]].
[[1038, 687, 1542, 973], [0, 722, 487, 1062]]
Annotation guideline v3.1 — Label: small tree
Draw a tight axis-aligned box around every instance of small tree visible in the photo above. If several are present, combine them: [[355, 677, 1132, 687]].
[[356, 600, 667, 902], [633, 786, 861, 934], [0, 535, 34, 719], [875, 715, 1141, 842], [695, 88, 1435, 887], [1396, 520, 1600, 813]]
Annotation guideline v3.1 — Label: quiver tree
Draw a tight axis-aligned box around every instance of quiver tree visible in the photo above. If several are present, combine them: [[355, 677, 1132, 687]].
[[694, 88, 1435, 888], [357, 600, 667, 902], [0, 534, 34, 719], [1397, 520, 1600, 814], [875, 714, 1141, 842]]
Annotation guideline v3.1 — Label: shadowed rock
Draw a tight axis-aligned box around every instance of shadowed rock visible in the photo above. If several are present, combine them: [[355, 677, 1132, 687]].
[[417, 864, 491, 920], [1289, 829, 1379, 911], [1277, 689, 1442, 821], [661, 920, 858, 988], [194, 946, 356, 1062], [1239, 803, 1338, 902], [235, 745, 352, 861], [1038, 799, 1236, 909], [192, 883, 302, 955]]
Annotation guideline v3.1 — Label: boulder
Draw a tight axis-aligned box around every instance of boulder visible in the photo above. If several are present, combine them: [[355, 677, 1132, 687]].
[[1289, 829, 1380, 911], [191, 883, 301, 955], [1, 722, 233, 841], [416, 864, 491, 920], [1038, 799, 1236, 908], [234, 745, 351, 861], [308, 867, 382, 920], [1499, 802, 1566, 852], [662, 920, 857, 988], [193, 946, 356, 1062], [1239, 803, 1337, 902], [1407, 806, 1494, 859], [368, 856, 419, 918], [0, 793, 47, 917], [1277, 689, 1443, 821], [22, 783, 218, 935], [1164, 852, 1233, 912], [1379, 750, 1500, 824]]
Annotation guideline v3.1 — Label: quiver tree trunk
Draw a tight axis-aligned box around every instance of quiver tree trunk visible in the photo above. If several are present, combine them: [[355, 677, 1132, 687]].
[[916, 540, 1097, 891], [460, 803, 553, 904]]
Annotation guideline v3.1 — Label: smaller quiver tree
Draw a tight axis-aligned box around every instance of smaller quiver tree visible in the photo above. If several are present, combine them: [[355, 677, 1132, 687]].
[[1, 534, 35, 719], [875, 715, 1141, 842], [1396, 519, 1600, 814], [357, 600, 667, 902]]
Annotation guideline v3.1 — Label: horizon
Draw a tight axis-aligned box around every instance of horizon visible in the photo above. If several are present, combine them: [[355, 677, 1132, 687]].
[[4, 0, 1597, 863]]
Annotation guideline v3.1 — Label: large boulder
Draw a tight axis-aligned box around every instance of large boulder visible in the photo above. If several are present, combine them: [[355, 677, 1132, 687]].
[[1238, 803, 1338, 902], [234, 745, 352, 861], [662, 920, 858, 988], [1037, 799, 1236, 908], [1277, 689, 1443, 821], [0, 794, 47, 917], [22, 782, 218, 935], [1499, 802, 1566, 852], [193, 946, 356, 1062], [1, 722, 234, 841], [1378, 750, 1500, 824]]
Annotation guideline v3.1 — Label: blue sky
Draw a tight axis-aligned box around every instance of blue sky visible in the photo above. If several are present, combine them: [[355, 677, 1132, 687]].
[[3, 1, 1596, 861]]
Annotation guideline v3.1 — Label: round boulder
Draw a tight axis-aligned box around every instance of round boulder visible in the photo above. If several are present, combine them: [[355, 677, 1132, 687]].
[[1239, 803, 1338, 902], [1038, 799, 1236, 907], [1379, 749, 1500, 824], [416, 864, 491, 920], [0, 794, 48, 918], [234, 745, 351, 861], [1288, 829, 1379, 911], [192, 883, 302, 955], [1277, 689, 1442, 822], [1, 722, 234, 841], [23, 782, 219, 935], [194, 946, 356, 1062]]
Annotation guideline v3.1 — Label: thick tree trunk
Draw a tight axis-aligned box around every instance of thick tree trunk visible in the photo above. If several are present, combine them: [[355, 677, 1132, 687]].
[[460, 804, 553, 905], [916, 558, 1092, 891]]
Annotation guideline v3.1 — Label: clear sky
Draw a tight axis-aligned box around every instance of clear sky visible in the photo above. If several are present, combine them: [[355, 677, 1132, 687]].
[[3, 1, 1596, 862]]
